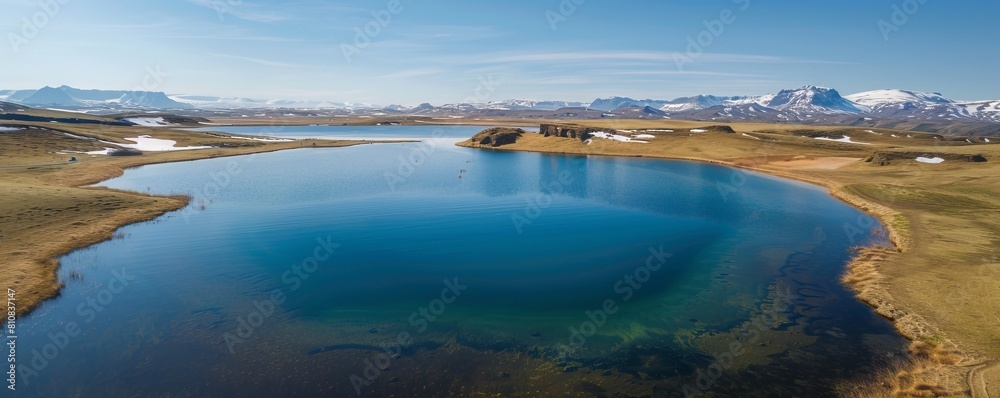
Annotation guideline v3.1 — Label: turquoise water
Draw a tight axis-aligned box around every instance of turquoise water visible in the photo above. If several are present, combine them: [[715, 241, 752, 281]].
[[14, 126, 906, 397]]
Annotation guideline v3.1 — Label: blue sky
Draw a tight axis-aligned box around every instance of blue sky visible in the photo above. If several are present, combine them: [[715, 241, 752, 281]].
[[1, 0, 997, 104]]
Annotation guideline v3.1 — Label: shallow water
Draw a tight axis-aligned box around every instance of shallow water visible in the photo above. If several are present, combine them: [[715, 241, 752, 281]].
[[14, 126, 906, 397]]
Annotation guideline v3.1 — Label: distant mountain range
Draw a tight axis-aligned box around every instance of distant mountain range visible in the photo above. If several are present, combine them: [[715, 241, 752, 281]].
[[1, 85, 998, 127], [168, 94, 375, 111], [591, 86, 1000, 124], [0, 85, 193, 109], [456, 99, 589, 111], [0, 86, 374, 112]]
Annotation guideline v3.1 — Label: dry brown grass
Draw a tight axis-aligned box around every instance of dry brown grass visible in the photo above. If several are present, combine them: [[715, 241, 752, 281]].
[[0, 123, 371, 316], [837, 342, 970, 398]]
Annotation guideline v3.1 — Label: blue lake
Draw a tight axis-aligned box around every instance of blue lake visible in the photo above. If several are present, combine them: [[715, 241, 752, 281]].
[[15, 125, 906, 397]]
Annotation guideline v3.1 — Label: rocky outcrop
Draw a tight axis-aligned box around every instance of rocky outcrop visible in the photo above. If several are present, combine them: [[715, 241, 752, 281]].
[[693, 125, 737, 134], [864, 151, 988, 166], [540, 123, 736, 140], [539, 124, 615, 141], [107, 148, 143, 156], [470, 127, 525, 147]]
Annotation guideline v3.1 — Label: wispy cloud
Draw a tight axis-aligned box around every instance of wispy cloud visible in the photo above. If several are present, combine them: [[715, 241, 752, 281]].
[[209, 54, 306, 68], [594, 70, 764, 77], [694, 53, 852, 65], [151, 34, 308, 42], [379, 68, 447, 79], [518, 76, 597, 85], [403, 25, 508, 41], [487, 51, 837, 65], [491, 52, 679, 63]]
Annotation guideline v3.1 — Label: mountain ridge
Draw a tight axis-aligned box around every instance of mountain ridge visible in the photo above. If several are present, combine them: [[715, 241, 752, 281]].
[[588, 86, 1000, 124], [1, 85, 998, 126], [4, 85, 191, 110]]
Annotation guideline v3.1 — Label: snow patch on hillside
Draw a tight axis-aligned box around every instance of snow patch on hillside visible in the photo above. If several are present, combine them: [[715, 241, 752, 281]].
[[227, 136, 293, 142], [88, 135, 211, 154], [814, 135, 870, 145], [124, 117, 176, 127], [586, 131, 647, 144]]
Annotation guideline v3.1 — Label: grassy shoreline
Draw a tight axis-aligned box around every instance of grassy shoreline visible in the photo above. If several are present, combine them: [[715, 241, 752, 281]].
[[0, 127, 377, 317]]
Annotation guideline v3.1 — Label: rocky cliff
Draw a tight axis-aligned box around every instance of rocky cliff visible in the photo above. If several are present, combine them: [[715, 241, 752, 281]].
[[469, 127, 526, 147], [539, 124, 612, 141]]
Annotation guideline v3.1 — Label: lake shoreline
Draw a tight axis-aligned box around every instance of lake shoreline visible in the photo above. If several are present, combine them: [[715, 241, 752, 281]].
[[6, 122, 995, 395], [4, 139, 377, 318], [456, 136, 908, 249], [15, 128, 920, 331], [28, 127, 911, 396], [456, 130, 995, 396]]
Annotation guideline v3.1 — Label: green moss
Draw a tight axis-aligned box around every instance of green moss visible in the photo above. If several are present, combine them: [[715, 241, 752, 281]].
[[918, 334, 946, 345]]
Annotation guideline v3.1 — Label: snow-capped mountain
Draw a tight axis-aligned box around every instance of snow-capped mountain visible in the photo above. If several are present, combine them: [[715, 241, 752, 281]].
[[659, 95, 767, 112], [846, 89, 954, 107], [165, 95, 369, 110], [586, 86, 999, 124], [0, 86, 191, 109], [477, 99, 588, 111], [659, 95, 727, 112], [647, 86, 874, 122], [959, 100, 1000, 122], [433, 99, 588, 111], [3, 84, 998, 127], [610, 105, 667, 118], [436, 103, 480, 112], [674, 103, 793, 123], [591, 86, 866, 115], [589, 97, 670, 111], [846, 89, 1000, 123], [0, 86, 380, 111], [119, 91, 194, 109], [382, 104, 408, 112], [166, 95, 266, 109], [764, 86, 865, 114], [381, 103, 439, 113]]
